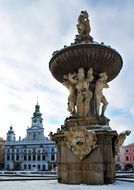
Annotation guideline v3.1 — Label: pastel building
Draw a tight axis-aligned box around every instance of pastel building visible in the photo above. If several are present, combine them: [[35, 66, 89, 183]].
[[4, 103, 56, 171], [115, 143, 134, 171]]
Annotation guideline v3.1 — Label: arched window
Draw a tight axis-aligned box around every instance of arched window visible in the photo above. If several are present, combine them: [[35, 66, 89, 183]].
[[125, 164, 133, 171], [126, 156, 129, 161]]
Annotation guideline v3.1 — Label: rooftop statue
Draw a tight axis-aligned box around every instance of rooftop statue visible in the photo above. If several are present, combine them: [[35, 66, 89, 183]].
[[77, 11, 91, 38]]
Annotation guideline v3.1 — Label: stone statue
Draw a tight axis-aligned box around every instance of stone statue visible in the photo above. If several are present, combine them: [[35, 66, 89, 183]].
[[69, 67, 94, 117], [95, 72, 109, 116], [63, 74, 77, 115], [77, 11, 91, 38], [76, 68, 87, 117], [114, 130, 131, 155], [84, 67, 94, 116]]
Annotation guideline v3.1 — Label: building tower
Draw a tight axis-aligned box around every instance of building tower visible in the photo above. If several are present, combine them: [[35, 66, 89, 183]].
[[6, 125, 16, 142], [25, 102, 44, 141]]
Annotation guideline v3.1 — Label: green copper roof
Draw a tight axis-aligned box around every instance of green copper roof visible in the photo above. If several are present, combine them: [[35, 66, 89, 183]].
[[33, 103, 42, 118], [8, 126, 14, 134]]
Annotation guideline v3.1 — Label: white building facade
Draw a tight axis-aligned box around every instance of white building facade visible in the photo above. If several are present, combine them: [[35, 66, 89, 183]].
[[4, 103, 56, 171]]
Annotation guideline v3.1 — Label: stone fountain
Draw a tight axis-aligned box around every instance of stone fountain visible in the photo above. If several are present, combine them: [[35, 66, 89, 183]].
[[49, 11, 131, 184]]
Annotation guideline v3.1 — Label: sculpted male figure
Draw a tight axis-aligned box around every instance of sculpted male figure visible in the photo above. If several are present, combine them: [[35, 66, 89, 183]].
[[95, 72, 109, 116], [63, 74, 77, 115], [69, 67, 93, 117], [84, 67, 94, 116]]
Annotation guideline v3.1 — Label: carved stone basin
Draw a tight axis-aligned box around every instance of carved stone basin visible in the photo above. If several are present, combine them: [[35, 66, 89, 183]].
[[49, 43, 123, 83]]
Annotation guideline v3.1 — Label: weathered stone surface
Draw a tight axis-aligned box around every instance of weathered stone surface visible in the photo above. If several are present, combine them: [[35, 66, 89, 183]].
[[50, 129, 117, 184], [63, 115, 110, 129]]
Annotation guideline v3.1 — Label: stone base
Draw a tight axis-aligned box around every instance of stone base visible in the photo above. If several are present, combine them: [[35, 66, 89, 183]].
[[51, 129, 117, 185], [62, 115, 110, 130]]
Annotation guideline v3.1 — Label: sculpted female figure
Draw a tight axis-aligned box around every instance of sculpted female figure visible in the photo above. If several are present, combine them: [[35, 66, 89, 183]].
[[95, 72, 109, 116]]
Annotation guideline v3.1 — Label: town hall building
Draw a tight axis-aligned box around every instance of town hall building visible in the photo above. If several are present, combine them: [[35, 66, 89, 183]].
[[4, 102, 56, 171]]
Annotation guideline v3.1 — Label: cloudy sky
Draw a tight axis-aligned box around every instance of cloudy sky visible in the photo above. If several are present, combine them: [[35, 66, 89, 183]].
[[0, 0, 134, 145]]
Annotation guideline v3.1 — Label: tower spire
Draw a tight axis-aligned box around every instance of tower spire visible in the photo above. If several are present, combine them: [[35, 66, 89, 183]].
[[37, 96, 39, 105], [31, 101, 43, 129]]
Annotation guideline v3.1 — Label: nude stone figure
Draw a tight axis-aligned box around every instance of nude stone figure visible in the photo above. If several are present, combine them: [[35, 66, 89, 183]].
[[63, 74, 77, 115], [95, 72, 109, 116], [84, 68, 94, 116], [69, 67, 94, 117]]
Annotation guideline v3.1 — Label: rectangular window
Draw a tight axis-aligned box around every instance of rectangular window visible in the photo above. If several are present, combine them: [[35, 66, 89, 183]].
[[24, 155, 27, 161], [33, 155, 36, 161], [7, 154, 10, 161], [16, 155, 19, 161], [37, 155, 40, 161], [23, 164, 27, 170], [28, 155, 31, 161], [28, 165, 31, 169], [12, 155, 14, 161], [51, 154, 55, 161], [42, 155, 45, 160]]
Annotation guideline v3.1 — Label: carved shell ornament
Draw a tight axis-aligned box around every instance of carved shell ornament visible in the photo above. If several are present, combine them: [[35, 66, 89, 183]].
[[64, 126, 97, 160]]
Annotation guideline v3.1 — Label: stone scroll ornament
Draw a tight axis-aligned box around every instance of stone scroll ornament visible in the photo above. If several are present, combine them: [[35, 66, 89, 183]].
[[64, 126, 97, 160], [114, 130, 131, 155]]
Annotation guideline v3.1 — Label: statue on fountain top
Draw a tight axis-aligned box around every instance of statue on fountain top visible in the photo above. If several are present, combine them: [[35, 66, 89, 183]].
[[75, 11, 93, 43], [77, 11, 91, 38]]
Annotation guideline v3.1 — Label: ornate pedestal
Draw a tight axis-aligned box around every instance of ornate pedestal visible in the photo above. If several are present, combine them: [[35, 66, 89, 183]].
[[51, 126, 117, 184]]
